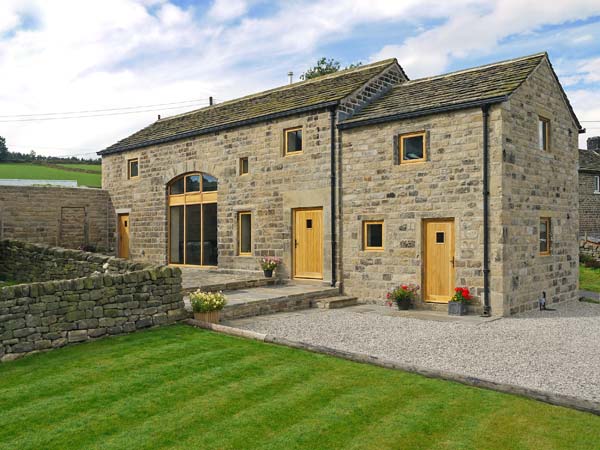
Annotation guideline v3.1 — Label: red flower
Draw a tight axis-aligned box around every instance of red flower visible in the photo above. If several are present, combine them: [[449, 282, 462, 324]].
[[401, 284, 408, 290], [455, 287, 461, 292], [386, 293, 391, 299]]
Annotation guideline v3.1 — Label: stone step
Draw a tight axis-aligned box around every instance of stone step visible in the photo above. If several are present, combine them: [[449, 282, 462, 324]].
[[315, 296, 358, 309], [183, 277, 280, 294]]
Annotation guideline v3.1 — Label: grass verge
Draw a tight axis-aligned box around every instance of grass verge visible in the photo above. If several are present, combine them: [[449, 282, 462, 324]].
[[580, 264, 600, 293], [0, 325, 598, 450]]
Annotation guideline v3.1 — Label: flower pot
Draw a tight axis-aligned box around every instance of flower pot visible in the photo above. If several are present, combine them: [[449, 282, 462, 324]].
[[395, 299, 411, 310], [263, 269, 273, 278], [448, 301, 468, 316], [193, 310, 221, 323]]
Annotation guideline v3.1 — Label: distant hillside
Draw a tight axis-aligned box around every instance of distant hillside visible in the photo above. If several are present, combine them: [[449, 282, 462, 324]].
[[0, 162, 101, 187]]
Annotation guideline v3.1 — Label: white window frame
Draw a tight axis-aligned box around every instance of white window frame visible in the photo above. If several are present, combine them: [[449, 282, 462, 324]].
[[594, 175, 600, 194]]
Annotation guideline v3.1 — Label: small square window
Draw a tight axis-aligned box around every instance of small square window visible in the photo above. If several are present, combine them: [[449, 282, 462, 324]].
[[594, 175, 600, 194], [285, 127, 303, 155], [538, 117, 550, 151], [238, 212, 252, 256], [436, 232, 445, 243], [128, 159, 139, 179], [363, 221, 384, 251], [540, 217, 551, 255], [306, 219, 312, 229], [240, 157, 249, 175], [400, 132, 426, 163]]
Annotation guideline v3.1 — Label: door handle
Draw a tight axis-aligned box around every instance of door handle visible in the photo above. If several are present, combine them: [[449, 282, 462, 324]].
[[451, 257, 455, 268], [294, 239, 298, 249]]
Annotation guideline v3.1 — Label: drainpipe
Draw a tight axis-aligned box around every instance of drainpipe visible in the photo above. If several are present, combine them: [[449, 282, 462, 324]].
[[330, 106, 337, 288], [482, 104, 491, 317]]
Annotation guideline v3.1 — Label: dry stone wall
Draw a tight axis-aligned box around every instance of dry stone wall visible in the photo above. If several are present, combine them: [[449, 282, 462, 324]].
[[0, 186, 114, 251], [0, 240, 185, 362]]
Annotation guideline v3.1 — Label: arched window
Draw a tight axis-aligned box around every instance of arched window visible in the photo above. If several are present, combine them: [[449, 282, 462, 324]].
[[168, 172, 218, 266]]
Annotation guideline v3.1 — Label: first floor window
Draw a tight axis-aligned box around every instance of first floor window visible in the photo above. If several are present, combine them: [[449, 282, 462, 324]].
[[400, 131, 426, 163], [539, 217, 551, 255], [363, 221, 384, 251], [240, 157, 249, 175], [285, 127, 303, 154], [238, 212, 252, 255], [128, 158, 139, 179], [594, 175, 600, 194], [538, 116, 550, 151]]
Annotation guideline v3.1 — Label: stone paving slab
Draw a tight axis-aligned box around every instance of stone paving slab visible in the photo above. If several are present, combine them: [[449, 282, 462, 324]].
[[180, 268, 273, 291]]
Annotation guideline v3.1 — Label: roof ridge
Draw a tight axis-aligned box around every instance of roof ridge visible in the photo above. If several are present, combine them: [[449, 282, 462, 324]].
[[160, 58, 397, 123], [401, 52, 547, 87]]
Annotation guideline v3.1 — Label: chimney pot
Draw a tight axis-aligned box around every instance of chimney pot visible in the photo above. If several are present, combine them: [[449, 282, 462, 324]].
[[588, 136, 600, 151], [209, 96, 213, 106], [288, 71, 293, 85]]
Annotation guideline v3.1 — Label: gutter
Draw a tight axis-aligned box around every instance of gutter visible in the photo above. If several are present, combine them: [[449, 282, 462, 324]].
[[97, 101, 340, 156], [330, 106, 338, 288], [481, 104, 491, 317], [337, 96, 508, 131]]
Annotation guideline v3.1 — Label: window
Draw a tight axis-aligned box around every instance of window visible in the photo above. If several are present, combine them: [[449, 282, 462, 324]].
[[363, 221, 384, 251], [128, 158, 139, 179], [594, 175, 600, 194], [539, 217, 551, 255], [238, 212, 252, 256], [538, 117, 550, 151], [400, 132, 426, 163], [239, 157, 249, 175], [285, 127, 303, 155]]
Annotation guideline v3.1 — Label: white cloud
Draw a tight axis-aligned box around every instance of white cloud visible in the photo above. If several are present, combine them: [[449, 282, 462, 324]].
[[0, 0, 599, 157]]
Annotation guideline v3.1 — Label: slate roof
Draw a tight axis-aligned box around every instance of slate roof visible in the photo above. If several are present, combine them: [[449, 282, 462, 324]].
[[339, 53, 582, 131], [99, 59, 400, 155], [580, 149, 600, 172]]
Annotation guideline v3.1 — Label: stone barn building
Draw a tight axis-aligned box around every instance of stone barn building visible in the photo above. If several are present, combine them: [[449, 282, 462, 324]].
[[579, 137, 600, 239], [99, 52, 583, 316]]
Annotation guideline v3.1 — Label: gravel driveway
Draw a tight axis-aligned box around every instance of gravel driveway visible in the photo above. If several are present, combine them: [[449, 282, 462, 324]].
[[226, 300, 600, 403]]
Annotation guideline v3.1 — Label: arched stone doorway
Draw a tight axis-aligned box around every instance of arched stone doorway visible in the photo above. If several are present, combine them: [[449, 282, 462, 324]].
[[167, 172, 218, 266]]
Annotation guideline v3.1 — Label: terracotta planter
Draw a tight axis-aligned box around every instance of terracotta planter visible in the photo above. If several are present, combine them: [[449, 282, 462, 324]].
[[448, 301, 468, 316], [263, 269, 273, 278], [193, 310, 221, 323]]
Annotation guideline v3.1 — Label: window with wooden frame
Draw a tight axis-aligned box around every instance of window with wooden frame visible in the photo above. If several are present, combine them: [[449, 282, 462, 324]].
[[399, 131, 426, 163], [538, 116, 550, 151], [127, 158, 139, 179], [539, 217, 551, 255], [284, 127, 303, 155], [363, 221, 384, 251], [238, 212, 252, 256], [239, 157, 249, 175], [594, 175, 600, 194]]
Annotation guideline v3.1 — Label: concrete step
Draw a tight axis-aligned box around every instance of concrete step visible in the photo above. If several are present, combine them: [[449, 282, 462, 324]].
[[316, 296, 358, 309]]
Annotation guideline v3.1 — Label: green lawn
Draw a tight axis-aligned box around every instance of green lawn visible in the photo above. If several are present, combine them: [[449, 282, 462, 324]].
[[0, 163, 101, 187], [0, 326, 598, 450], [55, 163, 102, 173], [580, 264, 600, 293]]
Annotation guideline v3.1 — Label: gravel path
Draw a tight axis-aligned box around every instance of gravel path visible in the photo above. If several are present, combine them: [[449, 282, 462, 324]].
[[227, 301, 600, 402]]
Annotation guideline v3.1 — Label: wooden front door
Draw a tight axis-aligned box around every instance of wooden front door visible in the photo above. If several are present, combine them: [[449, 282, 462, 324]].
[[423, 219, 455, 302], [118, 214, 130, 259], [293, 208, 323, 279]]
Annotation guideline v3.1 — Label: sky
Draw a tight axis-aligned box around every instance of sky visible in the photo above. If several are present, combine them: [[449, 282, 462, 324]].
[[1, 0, 600, 158]]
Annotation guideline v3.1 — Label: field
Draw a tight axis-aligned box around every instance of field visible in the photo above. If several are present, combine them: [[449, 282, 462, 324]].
[[0, 163, 101, 187], [0, 325, 598, 450], [580, 264, 600, 293], [55, 163, 102, 173]]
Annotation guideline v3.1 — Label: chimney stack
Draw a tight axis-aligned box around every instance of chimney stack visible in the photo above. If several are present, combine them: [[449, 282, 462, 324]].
[[587, 136, 600, 151], [288, 71, 293, 85]]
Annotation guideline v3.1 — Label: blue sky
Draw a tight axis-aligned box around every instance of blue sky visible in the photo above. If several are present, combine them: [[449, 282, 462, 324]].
[[1, 0, 599, 156]]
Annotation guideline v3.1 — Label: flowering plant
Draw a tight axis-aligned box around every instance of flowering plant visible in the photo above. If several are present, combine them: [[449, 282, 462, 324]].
[[189, 290, 227, 312], [260, 257, 282, 271], [386, 283, 419, 307], [451, 287, 473, 303]]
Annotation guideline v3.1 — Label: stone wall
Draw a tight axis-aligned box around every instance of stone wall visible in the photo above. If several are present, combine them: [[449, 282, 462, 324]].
[[0, 241, 185, 362], [579, 171, 600, 238], [339, 106, 503, 313], [0, 240, 146, 283], [580, 239, 600, 262], [0, 186, 114, 251], [500, 59, 580, 314]]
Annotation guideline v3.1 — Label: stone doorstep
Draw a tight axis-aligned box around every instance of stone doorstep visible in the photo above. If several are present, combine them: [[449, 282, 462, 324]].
[[315, 296, 358, 309], [182, 277, 281, 294]]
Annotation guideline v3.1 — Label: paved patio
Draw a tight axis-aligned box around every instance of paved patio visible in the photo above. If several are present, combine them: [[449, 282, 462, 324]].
[[226, 300, 600, 403]]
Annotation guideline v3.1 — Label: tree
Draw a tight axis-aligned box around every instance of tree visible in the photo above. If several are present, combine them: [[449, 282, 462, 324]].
[[0, 136, 8, 162], [300, 57, 362, 81]]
